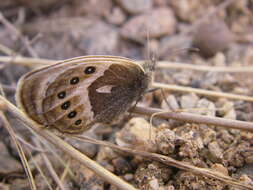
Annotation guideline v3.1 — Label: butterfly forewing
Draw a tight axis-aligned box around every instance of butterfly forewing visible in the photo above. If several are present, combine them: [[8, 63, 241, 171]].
[[16, 56, 149, 134]]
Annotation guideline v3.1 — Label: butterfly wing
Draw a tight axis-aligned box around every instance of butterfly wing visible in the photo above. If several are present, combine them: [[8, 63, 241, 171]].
[[16, 56, 149, 134]]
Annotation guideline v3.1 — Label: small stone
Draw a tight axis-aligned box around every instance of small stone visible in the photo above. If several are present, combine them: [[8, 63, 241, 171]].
[[239, 174, 253, 185], [208, 141, 223, 162], [195, 98, 216, 116], [72, 21, 119, 55], [193, 19, 234, 57], [106, 6, 126, 25], [218, 101, 236, 120], [67, 131, 99, 158], [180, 93, 199, 110], [156, 128, 184, 154], [124, 173, 134, 181], [115, 117, 157, 151], [212, 52, 226, 66], [121, 8, 176, 43], [116, 0, 153, 14], [173, 71, 192, 85], [154, 0, 168, 7], [161, 95, 179, 111], [74, 0, 112, 17], [211, 163, 228, 176], [201, 127, 216, 145], [149, 178, 159, 190], [112, 157, 132, 174]]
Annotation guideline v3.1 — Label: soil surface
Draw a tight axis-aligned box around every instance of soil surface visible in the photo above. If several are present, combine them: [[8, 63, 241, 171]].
[[0, 0, 253, 189]]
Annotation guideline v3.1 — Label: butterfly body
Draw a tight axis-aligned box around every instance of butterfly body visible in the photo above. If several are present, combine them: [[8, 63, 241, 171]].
[[16, 56, 150, 134]]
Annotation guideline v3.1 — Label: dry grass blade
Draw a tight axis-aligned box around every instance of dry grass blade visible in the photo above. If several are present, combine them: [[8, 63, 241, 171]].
[[156, 61, 253, 73], [56, 160, 71, 190], [0, 43, 16, 55], [29, 151, 54, 190], [35, 140, 67, 190], [0, 95, 137, 190], [153, 82, 253, 102], [0, 112, 36, 190], [3, 56, 253, 73], [15, 135, 47, 152], [71, 135, 253, 190], [132, 106, 253, 132], [0, 56, 55, 67]]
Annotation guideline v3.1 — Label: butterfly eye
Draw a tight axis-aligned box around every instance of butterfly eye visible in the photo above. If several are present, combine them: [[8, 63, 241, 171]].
[[75, 119, 82, 125], [84, 66, 96, 74], [68, 110, 77, 118], [57, 91, 66, 99], [61, 101, 70, 110], [70, 77, 79, 85]]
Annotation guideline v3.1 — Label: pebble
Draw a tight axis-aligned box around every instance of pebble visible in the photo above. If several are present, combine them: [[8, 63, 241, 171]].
[[72, 21, 119, 54], [74, 0, 112, 17], [121, 8, 176, 43], [112, 157, 132, 174], [115, 117, 156, 151], [67, 130, 99, 158], [106, 6, 126, 25], [116, 0, 153, 14], [180, 93, 199, 110], [149, 178, 159, 190], [211, 163, 228, 176], [195, 98, 216, 116], [193, 19, 234, 57], [161, 94, 179, 111], [208, 141, 223, 162]]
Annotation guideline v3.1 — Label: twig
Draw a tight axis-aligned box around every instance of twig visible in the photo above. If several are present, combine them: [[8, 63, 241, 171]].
[[153, 82, 253, 102], [0, 95, 137, 190], [131, 106, 253, 132]]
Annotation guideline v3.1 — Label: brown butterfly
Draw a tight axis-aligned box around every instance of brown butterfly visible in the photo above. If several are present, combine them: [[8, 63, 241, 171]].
[[16, 55, 153, 134]]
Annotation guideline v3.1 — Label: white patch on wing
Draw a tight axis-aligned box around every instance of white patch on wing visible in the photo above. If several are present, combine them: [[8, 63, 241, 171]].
[[96, 85, 115, 93]]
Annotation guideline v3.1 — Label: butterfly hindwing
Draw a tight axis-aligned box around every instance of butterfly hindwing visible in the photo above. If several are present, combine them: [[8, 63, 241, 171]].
[[16, 56, 149, 134]]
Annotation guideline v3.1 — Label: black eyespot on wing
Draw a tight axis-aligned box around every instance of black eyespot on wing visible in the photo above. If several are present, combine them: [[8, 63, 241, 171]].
[[84, 66, 96, 74], [61, 101, 70, 110], [57, 91, 66, 99], [68, 111, 77, 118], [70, 77, 79, 85], [75, 119, 82, 125]]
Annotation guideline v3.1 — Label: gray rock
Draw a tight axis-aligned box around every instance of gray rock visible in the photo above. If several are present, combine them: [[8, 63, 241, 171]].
[[121, 8, 176, 43], [116, 0, 153, 14]]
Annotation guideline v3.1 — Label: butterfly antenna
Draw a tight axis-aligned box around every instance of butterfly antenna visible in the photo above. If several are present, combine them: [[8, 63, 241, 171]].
[[167, 47, 200, 58]]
